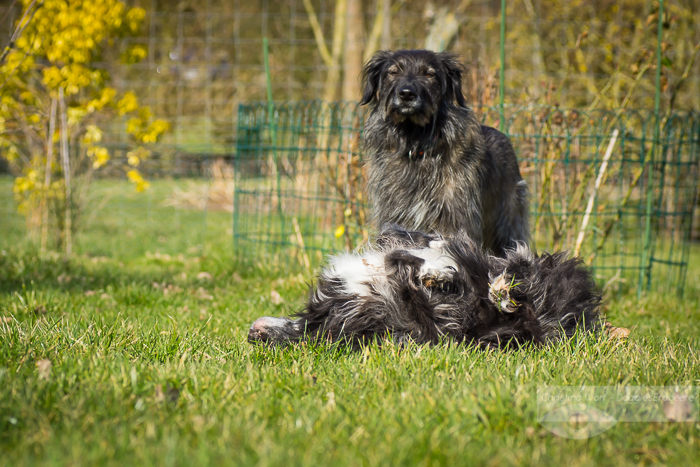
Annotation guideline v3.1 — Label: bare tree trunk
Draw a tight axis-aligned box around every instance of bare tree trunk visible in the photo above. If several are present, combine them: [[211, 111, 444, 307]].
[[365, 0, 391, 63], [41, 96, 58, 251], [380, 0, 391, 49], [302, 0, 347, 102], [59, 87, 72, 255], [424, 1, 472, 52], [323, 0, 347, 102], [424, 7, 460, 52], [343, 0, 365, 102]]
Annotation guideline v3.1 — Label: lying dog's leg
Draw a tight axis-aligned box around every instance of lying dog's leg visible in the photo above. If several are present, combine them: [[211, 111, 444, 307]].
[[384, 250, 440, 344], [418, 262, 456, 289], [408, 240, 459, 292], [248, 316, 305, 344]]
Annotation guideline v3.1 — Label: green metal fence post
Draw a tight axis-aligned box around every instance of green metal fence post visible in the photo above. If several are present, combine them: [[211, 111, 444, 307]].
[[263, 37, 285, 241], [232, 105, 239, 253], [499, 0, 506, 131], [639, 0, 665, 296]]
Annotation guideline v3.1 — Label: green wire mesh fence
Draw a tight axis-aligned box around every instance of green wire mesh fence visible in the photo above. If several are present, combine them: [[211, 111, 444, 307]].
[[234, 101, 700, 294]]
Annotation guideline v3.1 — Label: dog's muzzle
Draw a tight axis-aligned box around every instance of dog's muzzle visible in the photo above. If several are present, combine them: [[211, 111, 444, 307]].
[[392, 84, 422, 115], [387, 82, 434, 126]]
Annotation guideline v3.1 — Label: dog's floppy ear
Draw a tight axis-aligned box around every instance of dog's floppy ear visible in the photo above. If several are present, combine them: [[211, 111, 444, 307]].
[[360, 51, 393, 105], [438, 53, 467, 108]]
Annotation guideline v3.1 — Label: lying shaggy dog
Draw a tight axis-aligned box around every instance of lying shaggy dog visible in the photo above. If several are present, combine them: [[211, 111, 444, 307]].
[[361, 50, 529, 256], [248, 227, 601, 349]]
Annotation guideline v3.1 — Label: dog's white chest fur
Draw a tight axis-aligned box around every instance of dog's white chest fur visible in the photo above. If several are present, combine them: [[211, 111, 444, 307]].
[[324, 241, 457, 297], [325, 251, 386, 296]]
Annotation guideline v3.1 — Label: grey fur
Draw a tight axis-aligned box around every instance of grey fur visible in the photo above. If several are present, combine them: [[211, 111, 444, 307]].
[[361, 49, 529, 256]]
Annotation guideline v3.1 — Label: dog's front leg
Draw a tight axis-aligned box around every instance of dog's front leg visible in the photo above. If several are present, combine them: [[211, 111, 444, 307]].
[[384, 250, 439, 344], [248, 316, 306, 344]]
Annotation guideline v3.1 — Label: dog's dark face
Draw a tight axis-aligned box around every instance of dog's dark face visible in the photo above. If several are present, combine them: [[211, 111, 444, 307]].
[[360, 49, 467, 126]]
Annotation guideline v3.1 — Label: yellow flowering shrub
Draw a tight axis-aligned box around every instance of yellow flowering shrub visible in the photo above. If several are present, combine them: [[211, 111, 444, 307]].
[[126, 169, 150, 192], [0, 0, 170, 248], [117, 92, 139, 115]]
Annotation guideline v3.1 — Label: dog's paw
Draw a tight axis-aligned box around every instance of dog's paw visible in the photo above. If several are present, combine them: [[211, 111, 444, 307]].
[[248, 316, 299, 344], [419, 265, 457, 292]]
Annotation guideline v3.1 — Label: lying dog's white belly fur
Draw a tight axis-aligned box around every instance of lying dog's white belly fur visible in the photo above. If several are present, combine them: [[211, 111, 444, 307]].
[[325, 240, 457, 298]]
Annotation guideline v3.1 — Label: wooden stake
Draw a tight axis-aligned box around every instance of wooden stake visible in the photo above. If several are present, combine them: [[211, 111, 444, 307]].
[[574, 129, 619, 257]]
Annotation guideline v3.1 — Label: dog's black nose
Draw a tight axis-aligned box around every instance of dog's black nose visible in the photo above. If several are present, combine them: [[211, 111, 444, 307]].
[[398, 87, 417, 102]]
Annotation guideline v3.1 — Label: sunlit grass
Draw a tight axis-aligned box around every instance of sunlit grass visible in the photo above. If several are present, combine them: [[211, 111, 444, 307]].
[[1, 176, 699, 466]]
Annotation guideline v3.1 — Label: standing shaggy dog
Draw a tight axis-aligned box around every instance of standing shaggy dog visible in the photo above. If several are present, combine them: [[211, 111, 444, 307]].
[[361, 49, 529, 256], [248, 226, 601, 349]]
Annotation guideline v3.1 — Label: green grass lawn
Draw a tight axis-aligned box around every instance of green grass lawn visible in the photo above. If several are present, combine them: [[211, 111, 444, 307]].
[[1, 176, 699, 466]]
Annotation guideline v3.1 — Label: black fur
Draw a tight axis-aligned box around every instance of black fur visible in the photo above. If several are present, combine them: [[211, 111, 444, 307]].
[[361, 49, 529, 256], [248, 226, 602, 350]]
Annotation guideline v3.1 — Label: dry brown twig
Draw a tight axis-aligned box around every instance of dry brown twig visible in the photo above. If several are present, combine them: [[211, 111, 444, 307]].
[[292, 217, 311, 271]]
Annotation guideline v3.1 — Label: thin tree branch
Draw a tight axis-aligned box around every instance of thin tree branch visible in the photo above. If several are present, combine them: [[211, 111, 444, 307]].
[[0, 0, 19, 27], [668, 41, 700, 112], [0, 0, 42, 65], [364, 0, 389, 63], [0, 29, 36, 92], [302, 0, 333, 67]]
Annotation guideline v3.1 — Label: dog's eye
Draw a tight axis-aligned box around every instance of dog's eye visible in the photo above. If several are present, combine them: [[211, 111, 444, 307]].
[[425, 69, 436, 77], [387, 70, 399, 76]]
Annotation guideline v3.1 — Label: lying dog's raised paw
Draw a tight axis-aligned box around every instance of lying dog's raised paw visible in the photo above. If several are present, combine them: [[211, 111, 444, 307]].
[[419, 266, 456, 291]]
